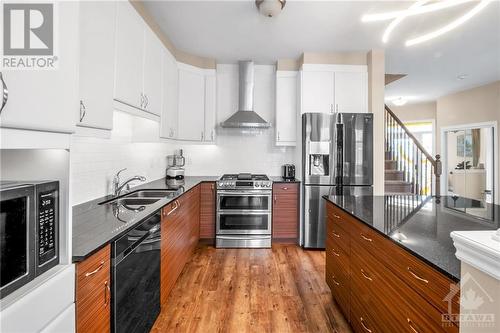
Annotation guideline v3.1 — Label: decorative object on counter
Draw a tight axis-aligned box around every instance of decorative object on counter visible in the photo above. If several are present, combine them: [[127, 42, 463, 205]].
[[281, 164, 295, 180], [112, 168, 146, 197], [166, 149, 185, 180]]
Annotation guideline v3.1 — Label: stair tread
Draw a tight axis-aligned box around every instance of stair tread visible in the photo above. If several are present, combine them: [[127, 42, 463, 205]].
[[385, 180, 412, 184], [384, 170, 404, 173]]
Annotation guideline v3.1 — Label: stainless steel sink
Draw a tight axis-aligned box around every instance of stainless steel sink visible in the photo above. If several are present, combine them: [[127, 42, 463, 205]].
[[114, 198, 160, 206], [124, 190, 176, 198]]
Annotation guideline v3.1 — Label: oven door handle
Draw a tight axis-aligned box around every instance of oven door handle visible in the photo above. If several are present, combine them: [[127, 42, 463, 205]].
[[217, 235, 271, 240], [217, 210, 271, 215], [217, 191, 272, 196]]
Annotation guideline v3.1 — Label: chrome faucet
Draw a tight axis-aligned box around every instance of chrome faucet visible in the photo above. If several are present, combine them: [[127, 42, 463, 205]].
[[113, 168, 146, 197]]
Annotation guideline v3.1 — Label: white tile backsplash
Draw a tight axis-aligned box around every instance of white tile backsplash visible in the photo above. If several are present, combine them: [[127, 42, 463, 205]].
[[70, 64, 296, 205]]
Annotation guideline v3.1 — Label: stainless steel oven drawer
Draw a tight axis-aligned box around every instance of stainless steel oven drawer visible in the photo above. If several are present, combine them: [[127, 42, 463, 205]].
[[216, 235, 271, 248]]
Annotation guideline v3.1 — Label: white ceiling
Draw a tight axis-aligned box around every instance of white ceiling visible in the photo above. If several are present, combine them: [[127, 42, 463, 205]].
[[144, 0, 500, 103]]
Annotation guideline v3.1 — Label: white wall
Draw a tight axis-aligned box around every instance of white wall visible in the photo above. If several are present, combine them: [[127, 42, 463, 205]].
[[71, 64, 296, 205]]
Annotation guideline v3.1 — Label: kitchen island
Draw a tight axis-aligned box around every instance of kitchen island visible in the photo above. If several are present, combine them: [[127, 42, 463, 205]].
[[323, 194, 499, 333]]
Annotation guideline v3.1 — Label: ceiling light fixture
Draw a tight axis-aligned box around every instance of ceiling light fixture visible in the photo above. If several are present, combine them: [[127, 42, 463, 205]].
[[255, 0, 286, 18], [363, 0, 493, 46], [391, 97, 408, 106]]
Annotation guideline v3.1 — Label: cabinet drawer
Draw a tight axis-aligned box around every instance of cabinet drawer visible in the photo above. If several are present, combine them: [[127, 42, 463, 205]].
[[273, 183, 298, 195], [351, 245, 458, 332], [326, 217, 350, 254], [326, 264, 350, 321], [350, 291, 381, 333], [349, 219, 459, 316], [326, 236, 350, 275], [76, 245, 110, 333], [326, 203, 352, 234]]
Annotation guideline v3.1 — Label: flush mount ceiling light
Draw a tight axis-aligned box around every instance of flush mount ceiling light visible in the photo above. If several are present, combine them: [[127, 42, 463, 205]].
[[362, 0, 493, 46], [255, 0, 286, 18], [391, 97, 408, 106]]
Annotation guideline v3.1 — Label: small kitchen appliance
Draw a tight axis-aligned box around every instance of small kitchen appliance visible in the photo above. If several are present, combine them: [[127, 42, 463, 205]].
[[0, 180, 60, 299], [216, 174, 272, 248], [166, 149, 185, 180], [281, 164, 295, 180]]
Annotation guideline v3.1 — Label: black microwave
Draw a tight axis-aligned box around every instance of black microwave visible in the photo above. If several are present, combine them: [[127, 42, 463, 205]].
[[0, 180, 59, 299]]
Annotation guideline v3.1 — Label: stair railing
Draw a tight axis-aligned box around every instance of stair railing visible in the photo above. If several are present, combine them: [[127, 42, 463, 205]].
[[385, 105, 442, 196]]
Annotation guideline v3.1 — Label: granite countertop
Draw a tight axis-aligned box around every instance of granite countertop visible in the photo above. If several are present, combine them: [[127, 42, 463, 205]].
[[72, 175, 299, 262], [323, 195, 499, 281], [269, 176, 301, 183], [72, 176, 219, 262]]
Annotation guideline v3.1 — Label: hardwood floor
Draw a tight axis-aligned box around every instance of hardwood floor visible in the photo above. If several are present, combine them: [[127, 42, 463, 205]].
[[152, 244, 352, 333]]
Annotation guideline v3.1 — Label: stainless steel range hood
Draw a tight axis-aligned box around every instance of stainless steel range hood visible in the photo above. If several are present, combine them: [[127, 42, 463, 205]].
[[220, 61, 270, 128]]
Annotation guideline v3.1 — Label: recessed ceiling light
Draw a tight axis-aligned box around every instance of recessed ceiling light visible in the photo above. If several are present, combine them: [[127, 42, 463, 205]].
[[457, 74, 468, 80], [392, 97, 408, 106]]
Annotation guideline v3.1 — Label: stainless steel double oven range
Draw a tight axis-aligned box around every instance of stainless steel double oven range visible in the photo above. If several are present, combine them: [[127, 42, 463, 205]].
[[216, 174, 272, 248]]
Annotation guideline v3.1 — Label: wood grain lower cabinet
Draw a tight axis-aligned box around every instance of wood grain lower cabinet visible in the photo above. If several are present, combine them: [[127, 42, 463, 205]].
[[160, 186, 200, 306], [75, 244, 111, 333], [200, 182, 216, 240], [325, 201, 459, 333], [272, 183, 299, 242]]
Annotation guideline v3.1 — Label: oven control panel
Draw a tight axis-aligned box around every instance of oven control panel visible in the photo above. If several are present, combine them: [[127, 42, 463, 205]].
[[217, 180, 272, 190], [38, 190, 57, 266]]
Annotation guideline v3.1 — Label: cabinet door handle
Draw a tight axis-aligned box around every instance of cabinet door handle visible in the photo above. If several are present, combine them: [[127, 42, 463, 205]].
[[330, 104, 333, 113], [166, 200, 179, 216], [331, 231, 340, 238], [85, 261, 104, 277], [407, 318, 421, 333], [336, 104, 339, 112], [360, 317, 372, 333], [0, 72, 8, 115], [360, 269, 372, 281], [331, 249, 340, 257], [281, 187, 288, 190], [331, 275, 340, 286], [407, 267, 429, 284], [79, 100, 86, 122], [201, 131, 204, 140], [277, 131, 280, 141], [211, 130, 214, 141], [140, 93, 145, 108], [333, 214, 340, 219], [274, 195, 277, 204], [211, 184, 214, 191], [104, 280, 110, 306], [144, 94, 149, 108], [360, 234, 373, 242]]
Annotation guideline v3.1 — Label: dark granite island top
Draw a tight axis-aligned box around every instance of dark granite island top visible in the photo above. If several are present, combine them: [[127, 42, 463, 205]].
[[72, 176, 219, 262], [323, 195, 499, 281]]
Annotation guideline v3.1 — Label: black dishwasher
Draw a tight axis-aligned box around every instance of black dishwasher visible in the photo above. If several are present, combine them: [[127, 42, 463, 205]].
[[112, 211, 161, 333]]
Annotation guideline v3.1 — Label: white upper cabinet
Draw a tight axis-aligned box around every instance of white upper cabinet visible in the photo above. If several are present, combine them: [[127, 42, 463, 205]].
[[177, 64, 205, 141], [301, 70, 334, 114], [334, 71, 368, 113], [114, 1, 143, 109], [0, 2, 79, 133], [276, 71, 298, 146], [78, 1, 117, 130], [300, 65, 368, 114], [204, 72, 217, 142], [160, 50, 178, 139], [142, 27, 163, 116]]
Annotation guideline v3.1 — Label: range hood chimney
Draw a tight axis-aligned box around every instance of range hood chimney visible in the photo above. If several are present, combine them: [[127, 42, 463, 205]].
[[220, 61, 270, 128]]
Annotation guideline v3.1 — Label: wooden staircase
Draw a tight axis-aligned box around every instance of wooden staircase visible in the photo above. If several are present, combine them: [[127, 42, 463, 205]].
[[385, 152, 413, 194], [384, 105, 442, 196]]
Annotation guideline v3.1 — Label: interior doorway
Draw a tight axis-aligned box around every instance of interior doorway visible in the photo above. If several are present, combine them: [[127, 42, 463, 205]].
[[442, 122, 498, 219]]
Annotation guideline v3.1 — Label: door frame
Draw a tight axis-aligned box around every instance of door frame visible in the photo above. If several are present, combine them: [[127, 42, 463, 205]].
[[440, 121, 498, 204]]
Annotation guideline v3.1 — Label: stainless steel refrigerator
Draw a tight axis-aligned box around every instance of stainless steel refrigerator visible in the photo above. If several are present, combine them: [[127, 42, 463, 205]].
[[302, 112, 373, 248]]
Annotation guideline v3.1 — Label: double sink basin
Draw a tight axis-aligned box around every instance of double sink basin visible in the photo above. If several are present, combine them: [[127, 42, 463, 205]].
[[100, 190, 178, 207]]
